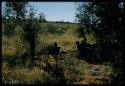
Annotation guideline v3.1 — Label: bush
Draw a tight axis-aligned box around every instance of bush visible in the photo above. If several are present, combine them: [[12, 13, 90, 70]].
[[2, 21, 15, 36]]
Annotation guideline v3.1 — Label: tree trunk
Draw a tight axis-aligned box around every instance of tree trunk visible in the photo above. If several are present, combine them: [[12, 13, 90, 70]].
[[30, 28, 36, 60]]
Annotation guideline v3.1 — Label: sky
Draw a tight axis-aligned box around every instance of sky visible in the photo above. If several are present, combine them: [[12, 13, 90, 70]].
[[29, 2, 77, 22], [2, 2, 78, 22]]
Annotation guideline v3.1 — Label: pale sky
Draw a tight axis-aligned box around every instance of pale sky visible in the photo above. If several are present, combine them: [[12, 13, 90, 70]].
[[2, 2, 78, 22], [29, 2, 77, 22]]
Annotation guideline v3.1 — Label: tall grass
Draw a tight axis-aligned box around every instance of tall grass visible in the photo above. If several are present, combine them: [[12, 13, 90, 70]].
[[2, 61, 53, 84], [2, 22, 113, 84]]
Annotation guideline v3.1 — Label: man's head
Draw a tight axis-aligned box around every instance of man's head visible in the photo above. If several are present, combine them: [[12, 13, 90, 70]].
[[76, 41, 80, 45], [84, 38, 87, 42], [54, 42, 57, 46]]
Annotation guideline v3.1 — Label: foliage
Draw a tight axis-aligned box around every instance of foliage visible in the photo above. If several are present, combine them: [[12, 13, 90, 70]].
[[38, 12, 47, 22], [2, 20, 15, 36], [75, 2, 123, 84], [4, 2, 28, 25], [2, 54, 113, 84], [76, 2, 123, 60], [2, 2, 123, 84]]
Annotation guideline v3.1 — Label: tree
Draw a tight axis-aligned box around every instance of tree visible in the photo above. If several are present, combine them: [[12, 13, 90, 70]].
[[38, 12, 46, 22], [5, 2, 28, 24], [22, 5, 40, 61], [76, 2, 123, 61], [3, 2, 40, 61], [76, 2, 124, 84], [2, 2, 28, 36]]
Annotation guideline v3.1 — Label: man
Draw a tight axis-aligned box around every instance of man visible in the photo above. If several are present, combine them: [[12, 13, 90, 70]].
[[53, 42, 61, 58], [76, 41, 82, 58], [81, 38, 88, 59], [76, 41, 81, 52]]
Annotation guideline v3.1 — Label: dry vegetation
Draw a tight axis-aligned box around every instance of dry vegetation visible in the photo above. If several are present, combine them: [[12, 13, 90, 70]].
[[2, 22, 113, 84]]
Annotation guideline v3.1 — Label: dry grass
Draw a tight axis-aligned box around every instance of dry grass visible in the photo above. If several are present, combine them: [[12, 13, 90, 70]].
[[55, 56, 112, 84], [2, 54, 113, 84], [2, 23, 113, 84], [2, 61, 55, 84]]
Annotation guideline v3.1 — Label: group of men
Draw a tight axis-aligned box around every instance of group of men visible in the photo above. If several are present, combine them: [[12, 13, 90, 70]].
[[76, 38, 88, 59], [49, 37, 88, 59]]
